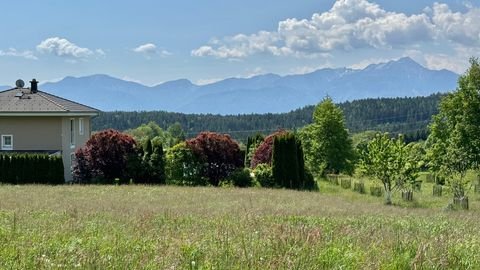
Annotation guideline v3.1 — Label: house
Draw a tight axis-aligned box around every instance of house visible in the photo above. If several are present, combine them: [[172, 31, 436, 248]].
[[0, 79, 99, 181]]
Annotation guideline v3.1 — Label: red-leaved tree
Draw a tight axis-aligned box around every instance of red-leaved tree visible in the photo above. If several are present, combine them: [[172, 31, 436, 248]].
[[251, 130, 288, 168], [73, 129, 137, 183], [186, 132, 243, 186]]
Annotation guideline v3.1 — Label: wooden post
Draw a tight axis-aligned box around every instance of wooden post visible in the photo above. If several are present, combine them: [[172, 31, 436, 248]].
[[402, 190, 413, 201], [433, 185, 442, 197], [453, 196, 469, 210], [341, 178, 352, 189], [475, 184, 480, 194], [370, 186, 383, 197], [354, 182, 365, 194]]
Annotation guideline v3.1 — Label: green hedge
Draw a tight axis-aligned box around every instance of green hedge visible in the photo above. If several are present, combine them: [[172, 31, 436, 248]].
[[0, 153, 64, 184]]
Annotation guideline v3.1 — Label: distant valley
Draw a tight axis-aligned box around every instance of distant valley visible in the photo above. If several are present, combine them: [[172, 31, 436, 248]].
[[0, 57, 458, 114]]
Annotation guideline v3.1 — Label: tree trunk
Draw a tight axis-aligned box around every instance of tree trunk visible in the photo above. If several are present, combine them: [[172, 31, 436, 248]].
[[385, 190, 392, 205]]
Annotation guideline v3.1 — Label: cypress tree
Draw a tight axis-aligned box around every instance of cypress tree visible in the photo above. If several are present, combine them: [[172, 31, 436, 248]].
[[271, 132, 307, 189], [150, 142, 166, 184], [287, 133, 300, 188], [0, 155, 4, 183], [11, 155, 19, 184], [53, 156, 65, 184], [245, 137, 252, 167], [272, 136, 283, 187], [5, 155, 13, 184], [296, 139, 307, 188]]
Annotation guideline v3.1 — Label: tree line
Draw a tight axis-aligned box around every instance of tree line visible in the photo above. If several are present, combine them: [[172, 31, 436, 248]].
[[92, 93, 443, 143]]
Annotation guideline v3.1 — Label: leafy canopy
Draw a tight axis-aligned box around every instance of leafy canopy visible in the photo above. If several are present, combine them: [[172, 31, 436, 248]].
[[426, 58, 480, 198], [300, 97, 355, 176], [186, 132, 243, 186], [74, 129, 137, 183]]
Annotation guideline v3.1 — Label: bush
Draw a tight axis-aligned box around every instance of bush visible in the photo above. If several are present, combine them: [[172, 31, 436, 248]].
[[149, 142, 166, 184], [225, 168, 254, 187], [0, 153, 64, 184], [132, 140, 166, 185], [165, 142, 206, 186], [253, 164, 275, 188], [187, 132, 243, 186], [73, 129, 137, 184], [251, 130, 288, 168], [245, 134, 264, 167]]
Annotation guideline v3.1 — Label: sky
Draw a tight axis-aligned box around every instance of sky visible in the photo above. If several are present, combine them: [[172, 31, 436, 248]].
[[0, 0, 478, 86]]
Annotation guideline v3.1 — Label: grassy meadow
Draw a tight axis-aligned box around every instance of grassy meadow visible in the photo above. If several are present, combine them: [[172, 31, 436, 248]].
[[1, 179, 480, 269]]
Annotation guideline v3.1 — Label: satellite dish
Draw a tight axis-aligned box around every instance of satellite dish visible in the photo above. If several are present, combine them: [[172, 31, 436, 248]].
[[15, 79, 25, 88]]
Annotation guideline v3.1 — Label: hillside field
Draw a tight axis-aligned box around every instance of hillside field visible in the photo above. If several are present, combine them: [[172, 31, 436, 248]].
[[1, 179, 480, 269]]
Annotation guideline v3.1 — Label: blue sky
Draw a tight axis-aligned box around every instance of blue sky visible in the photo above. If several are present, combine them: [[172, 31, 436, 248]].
[[0, 0, 478, 86]]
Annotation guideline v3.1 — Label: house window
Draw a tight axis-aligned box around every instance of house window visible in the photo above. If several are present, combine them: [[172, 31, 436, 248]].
[[1, 135, 13, 150], [79, 118, 84, 136], [70, 118, 75, 148]]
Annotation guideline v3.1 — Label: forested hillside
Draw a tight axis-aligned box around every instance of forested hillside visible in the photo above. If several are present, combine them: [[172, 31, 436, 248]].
[[92, 93, 443, 142]]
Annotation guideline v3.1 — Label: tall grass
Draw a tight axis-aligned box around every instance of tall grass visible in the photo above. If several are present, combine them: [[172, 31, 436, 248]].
[[0, 184, 479, 269]]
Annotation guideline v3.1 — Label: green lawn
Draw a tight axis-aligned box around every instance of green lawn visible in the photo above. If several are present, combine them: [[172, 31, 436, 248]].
[[0, 181, 479, 269]]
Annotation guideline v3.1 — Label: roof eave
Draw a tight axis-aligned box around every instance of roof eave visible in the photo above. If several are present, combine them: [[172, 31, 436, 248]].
[[0, 112, 100, 117]]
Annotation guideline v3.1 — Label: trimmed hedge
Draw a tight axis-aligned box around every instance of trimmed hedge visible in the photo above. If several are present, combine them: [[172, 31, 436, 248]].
[[0, 153, 64, 184]]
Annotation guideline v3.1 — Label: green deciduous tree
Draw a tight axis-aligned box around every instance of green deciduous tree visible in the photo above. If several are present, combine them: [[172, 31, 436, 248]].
[[245, 133, 264, 167], [126, 121, 186, 149], [426, 58, 480, 202], [360, 133, 398, 204], [360, 133, 421, 204], [165, 142, 206, 186], [300, 97, 355, 176]]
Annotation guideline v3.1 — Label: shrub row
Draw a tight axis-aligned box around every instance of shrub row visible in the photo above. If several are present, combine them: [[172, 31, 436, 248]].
[[0, 153, 64, 184]]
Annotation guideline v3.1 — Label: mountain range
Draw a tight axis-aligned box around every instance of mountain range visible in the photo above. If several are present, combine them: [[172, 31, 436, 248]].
[[0, 57, 459, 114]]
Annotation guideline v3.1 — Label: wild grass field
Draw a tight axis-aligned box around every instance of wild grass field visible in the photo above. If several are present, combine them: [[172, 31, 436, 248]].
[[1, 180, 480, 269]]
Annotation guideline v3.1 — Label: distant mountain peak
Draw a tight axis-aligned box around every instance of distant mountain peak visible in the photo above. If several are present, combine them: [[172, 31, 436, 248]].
[[35, 60, 459, 114], [157, 78, 196, 88], [396, 56, 416, 63], [364, 57, 425, 72]]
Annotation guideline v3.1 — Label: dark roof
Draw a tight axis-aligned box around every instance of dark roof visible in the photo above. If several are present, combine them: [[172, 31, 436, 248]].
[[0, 87, 99, 115]]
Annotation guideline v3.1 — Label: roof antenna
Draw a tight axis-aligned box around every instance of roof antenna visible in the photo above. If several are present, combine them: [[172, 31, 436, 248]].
[[15, 79, 25, 88]]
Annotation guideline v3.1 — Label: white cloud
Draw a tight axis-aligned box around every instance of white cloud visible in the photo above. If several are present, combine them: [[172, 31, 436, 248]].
[[192, 0, 480, 59], [0, 48, 38, 60], [422, 44, 480, 74], [133, 43, 157, 54], [423, 53, 466, 74], [36, 37, 102, 59], [133, 43, 171, 57], [432, 3, 480, 46]]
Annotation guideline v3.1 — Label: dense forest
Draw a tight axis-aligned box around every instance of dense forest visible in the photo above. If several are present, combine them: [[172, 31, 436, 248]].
[[92, 93, 444, 143]]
